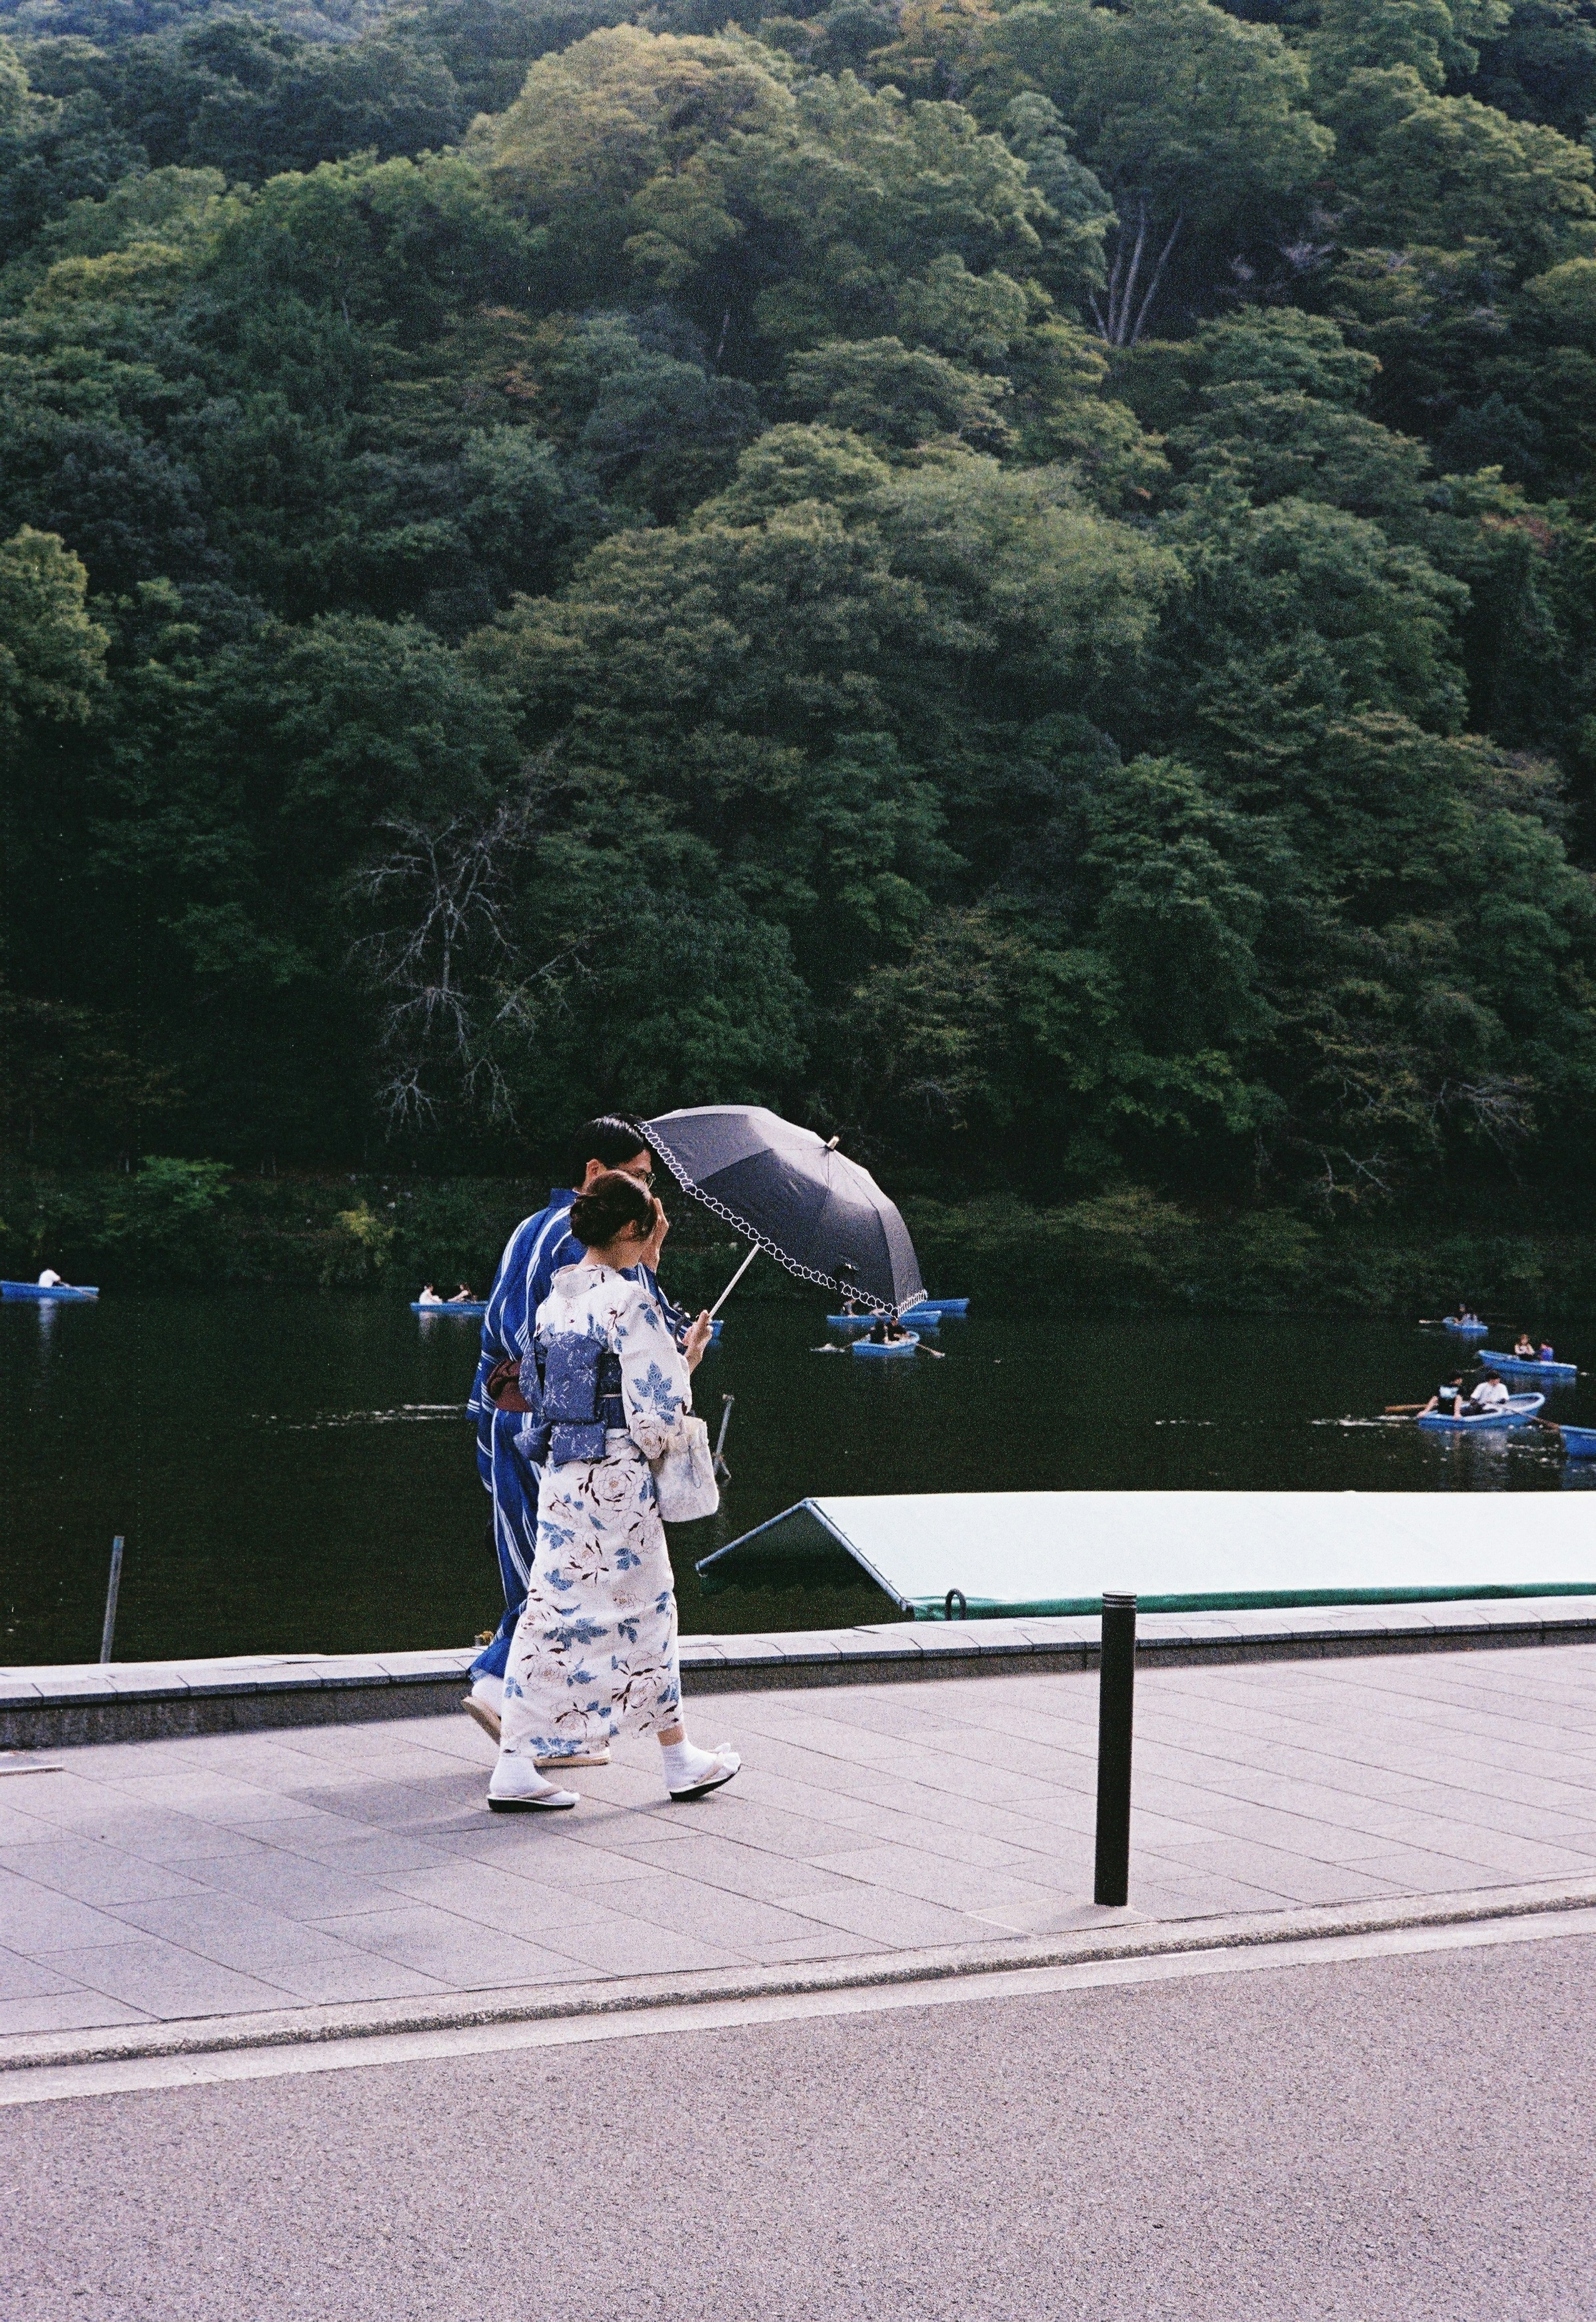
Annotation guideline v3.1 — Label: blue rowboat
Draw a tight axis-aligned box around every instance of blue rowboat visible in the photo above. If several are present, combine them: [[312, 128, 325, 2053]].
[[919, 1298, 969, 1314], [1558, 1425, 1596, 1458], [411, 1300, 487, 1316], [1417, 1392, 1544, 1431], [2, 1280, 98, 1301], [1478, 1349, 1577, 1379], [852, 1330, 920, 1359], [829, 1305, 943, 1327], [1441, 1319, 1490, 1336]]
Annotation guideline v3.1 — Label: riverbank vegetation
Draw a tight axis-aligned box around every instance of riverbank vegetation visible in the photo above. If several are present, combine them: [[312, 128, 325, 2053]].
[[7, 0, 1596, 1267], [9, 1160, 1596, 1314]]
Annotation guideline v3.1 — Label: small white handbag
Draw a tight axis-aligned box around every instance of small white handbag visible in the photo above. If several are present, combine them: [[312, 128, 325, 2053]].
[[650, 1414, 720, 1522]]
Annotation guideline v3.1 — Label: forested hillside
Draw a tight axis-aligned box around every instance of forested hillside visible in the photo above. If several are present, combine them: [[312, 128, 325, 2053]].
[[7, 0, 1596, 1238]]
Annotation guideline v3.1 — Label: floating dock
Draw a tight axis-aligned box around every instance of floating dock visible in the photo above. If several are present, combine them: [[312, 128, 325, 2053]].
[[696, 1490, 1596, 1619]]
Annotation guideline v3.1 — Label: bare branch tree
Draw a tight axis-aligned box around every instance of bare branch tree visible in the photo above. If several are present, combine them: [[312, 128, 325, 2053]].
[[350, 763, 598, 1132], [1090, 198, 1184, 346]]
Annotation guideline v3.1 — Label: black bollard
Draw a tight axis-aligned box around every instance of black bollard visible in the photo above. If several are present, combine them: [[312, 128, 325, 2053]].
[[1093, 1591, 1137, 1907]]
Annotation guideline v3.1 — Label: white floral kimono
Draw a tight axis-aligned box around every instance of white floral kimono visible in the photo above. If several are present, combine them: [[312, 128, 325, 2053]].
[[499, 1262, 692, 1762]]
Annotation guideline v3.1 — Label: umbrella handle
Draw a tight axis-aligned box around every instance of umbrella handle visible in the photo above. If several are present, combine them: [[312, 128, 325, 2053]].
[[709, 1243, 762, 1319]]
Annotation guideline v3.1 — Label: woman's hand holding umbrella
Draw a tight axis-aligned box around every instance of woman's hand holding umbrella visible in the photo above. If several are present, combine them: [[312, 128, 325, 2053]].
[[638, 1194, 712, 1369]]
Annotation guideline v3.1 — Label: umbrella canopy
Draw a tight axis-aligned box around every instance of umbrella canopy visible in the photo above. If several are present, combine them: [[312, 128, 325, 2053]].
[[643, 1106, 924, 1314]]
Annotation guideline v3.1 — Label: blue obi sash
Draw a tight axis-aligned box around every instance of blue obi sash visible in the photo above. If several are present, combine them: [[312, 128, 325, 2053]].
[[516, 1332, 624, 1465]]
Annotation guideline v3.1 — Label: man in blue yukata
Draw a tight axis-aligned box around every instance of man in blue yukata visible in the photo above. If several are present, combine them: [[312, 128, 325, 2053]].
[[462, 1114, 688, 1751]]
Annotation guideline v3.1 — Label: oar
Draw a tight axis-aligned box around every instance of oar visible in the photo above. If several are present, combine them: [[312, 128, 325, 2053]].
[[915, 1341, 947, 1359], [1384, 1402, 1427, 1413]]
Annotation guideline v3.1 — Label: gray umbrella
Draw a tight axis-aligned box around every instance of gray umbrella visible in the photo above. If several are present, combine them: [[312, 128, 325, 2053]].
[[643, 1106, 925, 1315]]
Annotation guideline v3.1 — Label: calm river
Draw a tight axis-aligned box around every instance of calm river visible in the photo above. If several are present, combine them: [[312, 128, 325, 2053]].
[[3, 1293, 1593, 1666]]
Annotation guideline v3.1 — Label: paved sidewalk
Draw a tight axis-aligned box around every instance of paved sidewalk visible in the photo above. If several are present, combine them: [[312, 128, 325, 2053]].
[[5, 1642, 1596, 2050]]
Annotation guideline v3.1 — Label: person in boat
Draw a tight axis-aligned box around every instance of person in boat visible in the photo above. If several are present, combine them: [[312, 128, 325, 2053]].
[[487, 1168, 733, 1811], [417, 1283, 444, 1306], [37, 1267, 66, 1288], [447, 1283, 475, 1304], [464, 1116, 695, 1749], [1513, 1332, 1537, 1359], [867, 1316, 910, 1344], [1540, 1341, 1556, 1362], [1417, 1377, 1466, 1417], [1464, 1369, 1511, 1414]]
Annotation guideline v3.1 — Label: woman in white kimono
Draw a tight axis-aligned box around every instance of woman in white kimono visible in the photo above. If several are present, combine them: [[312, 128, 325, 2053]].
[[488, 1169, 738, 1812]]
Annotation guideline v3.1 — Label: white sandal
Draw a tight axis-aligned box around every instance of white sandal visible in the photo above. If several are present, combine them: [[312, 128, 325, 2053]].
[[668, 1743, 741, 1802], [487, 1759, 579, 1812]]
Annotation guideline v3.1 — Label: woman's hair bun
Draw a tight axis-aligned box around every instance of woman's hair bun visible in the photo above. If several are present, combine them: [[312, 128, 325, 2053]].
[[571, 1169, 653, 1251]]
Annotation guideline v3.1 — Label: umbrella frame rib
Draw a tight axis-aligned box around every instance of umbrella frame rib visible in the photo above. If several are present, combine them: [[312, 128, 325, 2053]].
[[646, 1121, 895, 1312]]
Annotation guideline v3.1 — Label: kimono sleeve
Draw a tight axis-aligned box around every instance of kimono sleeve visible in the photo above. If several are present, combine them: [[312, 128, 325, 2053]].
[[618, 1286, 692, 1460]]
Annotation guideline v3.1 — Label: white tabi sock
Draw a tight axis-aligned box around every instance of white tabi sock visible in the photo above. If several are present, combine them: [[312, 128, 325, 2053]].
[[659, 1736, 738, 1795]]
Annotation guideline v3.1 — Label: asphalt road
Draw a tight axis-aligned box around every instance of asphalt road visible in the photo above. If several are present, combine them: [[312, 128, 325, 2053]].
[[5, 1933, 1594, 2322]]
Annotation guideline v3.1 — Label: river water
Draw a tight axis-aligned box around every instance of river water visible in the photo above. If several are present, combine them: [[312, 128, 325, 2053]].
[[3, 1292, 1592, 1666]]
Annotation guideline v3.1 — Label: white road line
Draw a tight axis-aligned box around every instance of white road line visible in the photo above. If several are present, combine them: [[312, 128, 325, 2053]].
[[9, 1905, 1596, 2108]]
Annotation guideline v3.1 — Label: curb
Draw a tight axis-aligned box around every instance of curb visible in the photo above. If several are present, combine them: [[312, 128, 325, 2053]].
[[7, 1873, 1596, 2079], [9, 1599, 1596, 1750]]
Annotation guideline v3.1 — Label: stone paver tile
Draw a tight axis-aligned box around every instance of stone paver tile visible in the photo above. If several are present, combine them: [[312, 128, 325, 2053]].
[[0, 1836, 212, 1908], [47, 1938, 293, 2019], [435, 1826, 678, 1887], [103, 1772, 321, 1826], [280, 1778, 489, 1834], [1138, 1839, 1407, 1908], [593, 1875, 869, 1953], [742, 1926, 902, 1965], [1349, 1821, 1596, 1880], [256, 1824, 458, 1877], [595, 1834, 870, 1903], [1334, 1842, 1507, 1890], [715, 1767, 914, 1837], [0, 1942, 89, 2001], [172, 1849, 407, 1921], [0, 1799, 62, 1846], [530, 1911, 752, 1980], [31, 1797, 358, 1866], [253, 1955, 448, 2006], [381, 1860, 628, 1941], [109, 1893, 422, 1988], [683, 1795, 882, 1859], [0, 1990, 152, 2037], [803, 1842, 1059, 1915], [0, 1871, 146, 1956], [1145, 1800, 1418, 1866], [771, 1885, 997, 1950], [309, 1903, 594, 1988]]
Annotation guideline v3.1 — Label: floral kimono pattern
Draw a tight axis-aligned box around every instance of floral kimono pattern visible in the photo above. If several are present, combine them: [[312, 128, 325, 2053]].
[[499, 1263, 693, 1761]]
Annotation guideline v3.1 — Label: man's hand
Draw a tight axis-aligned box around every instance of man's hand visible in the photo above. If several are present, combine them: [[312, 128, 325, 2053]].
[[684, 1310, 713, 1371]]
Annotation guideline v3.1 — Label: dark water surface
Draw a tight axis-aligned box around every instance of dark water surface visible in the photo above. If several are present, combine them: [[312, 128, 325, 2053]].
[[4, 1293, 1593, 1666]]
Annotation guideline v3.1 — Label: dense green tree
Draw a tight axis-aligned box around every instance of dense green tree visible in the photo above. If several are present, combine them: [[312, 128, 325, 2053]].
[[2, 1, 1596, 1216], [975, 0, 1333, 341]]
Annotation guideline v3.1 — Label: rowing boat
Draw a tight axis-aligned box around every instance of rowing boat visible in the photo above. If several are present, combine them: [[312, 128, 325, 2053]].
[[1477, 1349, 1576, 1379], [851, 1331, 920, 1359], [1416, 1392, 1544, 1431], [919, 1298, 968, 1314], [1558, 1425, 1596, 1458], [2, 1280, 99, 1301], [411, 1300, 487, 1316], [1441, 1319, 1490, 1336]]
